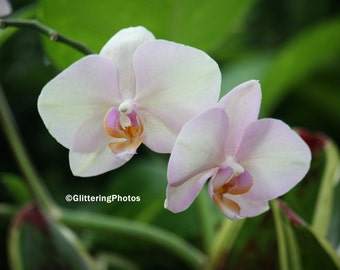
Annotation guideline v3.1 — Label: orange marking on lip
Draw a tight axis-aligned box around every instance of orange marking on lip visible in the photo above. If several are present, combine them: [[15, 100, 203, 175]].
[[104, 108, 145, 155]]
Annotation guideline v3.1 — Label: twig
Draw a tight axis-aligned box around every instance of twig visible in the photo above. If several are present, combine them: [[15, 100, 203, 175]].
[[0, 83, 58, 214], [0, 18, 94, 55]]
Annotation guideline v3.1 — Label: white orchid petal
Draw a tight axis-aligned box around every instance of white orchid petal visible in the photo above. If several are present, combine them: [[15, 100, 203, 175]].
[[167, 108, 228, 186], [223, 193, 270, 219], [38, 55, 121, 152], [100, 26, 155, 99], [237, 119, 311, 201], [69, 147, 133, 177], [165, 170, 214, 213], [218, 80, 261, 155], [139, 109, 177, 153], [134, 40, 221, 152]]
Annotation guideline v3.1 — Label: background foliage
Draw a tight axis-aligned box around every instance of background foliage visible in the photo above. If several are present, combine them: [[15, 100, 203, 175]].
[[1, 0, 340, 269]]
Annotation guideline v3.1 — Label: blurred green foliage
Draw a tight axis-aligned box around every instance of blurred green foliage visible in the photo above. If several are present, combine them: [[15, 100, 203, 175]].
[[1, 0, 340, 269]]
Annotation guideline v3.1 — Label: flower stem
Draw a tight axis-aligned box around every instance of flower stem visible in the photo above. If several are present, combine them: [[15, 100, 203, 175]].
[[208, 218, 245, 270], [59, 209, 207, 270], [0, 83, 57, 214], [196, 189, 215, 253], [0, 18, 94, 55]]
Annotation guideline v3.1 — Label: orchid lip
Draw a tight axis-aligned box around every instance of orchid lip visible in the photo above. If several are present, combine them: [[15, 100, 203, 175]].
[[103, 102, 145, 156], [211, 166, 253, 216]]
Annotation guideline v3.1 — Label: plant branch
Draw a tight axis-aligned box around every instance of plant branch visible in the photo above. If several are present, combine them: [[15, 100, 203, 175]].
[[59, 209, 207, 270], [196, 189, 215, 253], [208, 218, 244, 270], [0, 83, 57, 214], [0, 18, 94, 55]]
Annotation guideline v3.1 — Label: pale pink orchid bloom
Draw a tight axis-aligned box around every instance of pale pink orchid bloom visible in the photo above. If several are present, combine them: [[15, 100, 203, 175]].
[[0, 0, 12, 17], [165, 80, 311, 220], [38, 26, 221, 177]]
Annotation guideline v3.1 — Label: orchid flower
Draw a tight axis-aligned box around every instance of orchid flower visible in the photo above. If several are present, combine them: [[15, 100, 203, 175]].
[[165, 80, 311, 220], [38, 26, 221, 177]]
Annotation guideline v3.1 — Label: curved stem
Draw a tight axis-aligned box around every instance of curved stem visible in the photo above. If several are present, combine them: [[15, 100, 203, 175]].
[[0, 18, 94, 55], [59, 209, 207, 270], [196, 188, 215, 253], [0, 83, 57, 214], [208, 218, 244, 270]]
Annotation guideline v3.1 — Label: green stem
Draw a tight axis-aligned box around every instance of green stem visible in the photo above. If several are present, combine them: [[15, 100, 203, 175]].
[[95, 252, 140, 270], [271, 200, 289, 270], [196, 188, 215, 253], [59, 209, 207, 270], [0, 18, 94, 55], [208, 218, 244, 270], [312, 140, 340, 237], [0, 83, 57, 214]]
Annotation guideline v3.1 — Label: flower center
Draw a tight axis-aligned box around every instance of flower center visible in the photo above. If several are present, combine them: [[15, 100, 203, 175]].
[[103, 100, 145, 157], [211, 159, 253, 217]]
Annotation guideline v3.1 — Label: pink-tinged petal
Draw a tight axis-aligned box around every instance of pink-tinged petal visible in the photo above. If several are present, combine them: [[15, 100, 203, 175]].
[[211, 167, 233, 191], [100, 26, 155, 100], [218, 80, 261, 155], [134, 40, 221, 152], [167, 108, 228, 186], [212, 169, 253, 196], [0, 0, 11, 17], [38, 55, 120, 152], [165, 170, 215, 213], [69, 147, 133, 177], [224, 195, 269, 219], [226, 170, 253, 195], [139, 110, 178, 152], [237, 119, 311, 201]]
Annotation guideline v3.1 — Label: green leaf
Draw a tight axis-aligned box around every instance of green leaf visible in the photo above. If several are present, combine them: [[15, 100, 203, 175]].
[[328, 180, 340, 256], [260, 16, 340, 115], [295, 225, 340, 270], [0, 173, 30, 204], [271, 200, 302, 270], [272, 200, 340, 270], [37, 0, 256, 68], [8, 203, 91, 270], [60, 208, 207, 270], [312, 139, 340, 237]]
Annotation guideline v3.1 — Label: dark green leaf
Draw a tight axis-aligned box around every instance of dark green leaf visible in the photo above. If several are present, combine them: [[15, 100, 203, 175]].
[[8, 203, 91, 270], [312, 140, 340, 237], [295, 225, 340, 270], [272, 200, 340, 270], [272, 200, 302, 270], [327, 174, 340, 255]]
